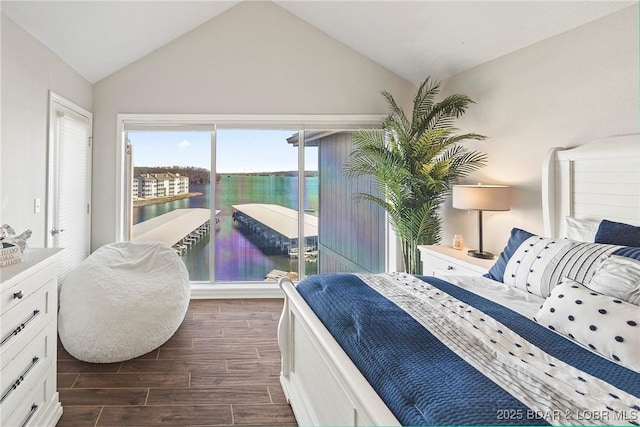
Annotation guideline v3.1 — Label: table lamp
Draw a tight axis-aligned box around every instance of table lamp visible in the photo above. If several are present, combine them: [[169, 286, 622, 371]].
[[452, 184, 511, 259]]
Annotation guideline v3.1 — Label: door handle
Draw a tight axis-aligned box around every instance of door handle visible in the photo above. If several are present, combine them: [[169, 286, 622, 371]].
[[51, 228, 65, 235]]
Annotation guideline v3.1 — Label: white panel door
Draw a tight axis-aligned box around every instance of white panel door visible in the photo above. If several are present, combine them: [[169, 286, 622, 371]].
[[47, 93, 92, 281]]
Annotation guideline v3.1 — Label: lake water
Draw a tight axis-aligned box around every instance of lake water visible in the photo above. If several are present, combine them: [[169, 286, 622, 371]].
[[133, 175, 319, 282]]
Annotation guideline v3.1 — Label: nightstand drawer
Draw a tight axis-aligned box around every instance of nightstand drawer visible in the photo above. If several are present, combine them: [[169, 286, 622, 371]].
[[426, 256, 483, 276], [418, 245, 495, 278]]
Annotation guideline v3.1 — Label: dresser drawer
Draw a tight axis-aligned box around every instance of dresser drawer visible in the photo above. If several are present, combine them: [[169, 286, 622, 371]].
[[0, 280, 55, 365], [1, 362, 56, 427], [0, 322, 55, 426], [0, 249, 62, 427], [1, 261, 57, 317]]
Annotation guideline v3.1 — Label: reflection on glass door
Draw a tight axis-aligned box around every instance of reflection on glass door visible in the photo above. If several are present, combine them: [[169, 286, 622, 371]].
[[215, 130, 318, 282], [127, 131, 211, 281]]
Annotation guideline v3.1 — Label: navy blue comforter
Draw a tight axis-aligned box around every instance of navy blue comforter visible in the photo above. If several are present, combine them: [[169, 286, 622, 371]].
[[296, 274, 639, 426]]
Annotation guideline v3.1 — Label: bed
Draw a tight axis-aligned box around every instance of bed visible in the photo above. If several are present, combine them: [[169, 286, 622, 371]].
[[277, 134, 640, 426]]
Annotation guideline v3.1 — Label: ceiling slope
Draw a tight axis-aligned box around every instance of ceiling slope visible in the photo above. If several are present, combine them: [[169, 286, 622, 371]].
[[1, 1, 241, 83], [1, 0, 635, 84], [274, 0, 636, 83]]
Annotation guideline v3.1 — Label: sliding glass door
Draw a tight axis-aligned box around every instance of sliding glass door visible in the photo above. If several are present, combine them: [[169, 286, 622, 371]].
[[123, 120, 385, 285], [214, 129, 311, 282]]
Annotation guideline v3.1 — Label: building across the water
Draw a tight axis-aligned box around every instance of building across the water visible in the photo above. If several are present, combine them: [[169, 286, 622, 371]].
[[133, 172, 189, 200]]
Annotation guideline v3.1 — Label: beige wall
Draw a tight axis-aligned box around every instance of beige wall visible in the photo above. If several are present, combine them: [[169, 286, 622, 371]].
[[1, 14, 93, 247], [91, 1, 414, 249], [5, 1, 636, 258], [439, 5, 639, 255]]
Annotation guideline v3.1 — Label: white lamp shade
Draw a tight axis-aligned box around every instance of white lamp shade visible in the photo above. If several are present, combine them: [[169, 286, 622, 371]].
[[452, 185, 511, 211]]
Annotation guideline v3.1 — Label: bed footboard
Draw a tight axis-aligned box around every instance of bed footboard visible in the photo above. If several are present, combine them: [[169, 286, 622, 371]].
[[277, 277, 400, 427]]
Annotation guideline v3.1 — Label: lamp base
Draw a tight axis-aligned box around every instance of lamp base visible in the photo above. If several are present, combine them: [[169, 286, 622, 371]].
[[467, 250, 495, 260]]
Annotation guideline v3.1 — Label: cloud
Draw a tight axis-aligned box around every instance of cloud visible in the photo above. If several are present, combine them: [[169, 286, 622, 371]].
[[178, 139, 191, 148]]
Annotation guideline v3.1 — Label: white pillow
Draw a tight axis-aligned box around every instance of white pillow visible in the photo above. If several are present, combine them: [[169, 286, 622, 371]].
[[503, 236, 618, 298], [534, 278, 640, 372], [587, 255, 640, 306], [565, 217, 600, 242]]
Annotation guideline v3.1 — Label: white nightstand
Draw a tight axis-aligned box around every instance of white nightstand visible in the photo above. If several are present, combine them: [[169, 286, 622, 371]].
[[417, 245, 496, 278]]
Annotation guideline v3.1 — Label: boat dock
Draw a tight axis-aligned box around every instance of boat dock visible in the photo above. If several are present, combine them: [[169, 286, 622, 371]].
[[231, 203, 318, 257], [132, 208, 216, 255]]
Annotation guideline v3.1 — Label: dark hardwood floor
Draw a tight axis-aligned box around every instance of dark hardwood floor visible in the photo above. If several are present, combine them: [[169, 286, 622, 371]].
[[57, 299, 297, 427]]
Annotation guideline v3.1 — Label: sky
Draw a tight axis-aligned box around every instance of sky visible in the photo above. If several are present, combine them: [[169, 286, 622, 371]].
[[128, 130, 318, 173]]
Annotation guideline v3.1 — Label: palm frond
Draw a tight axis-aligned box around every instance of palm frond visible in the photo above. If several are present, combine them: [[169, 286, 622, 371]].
[[344, 76, 488, 273], [445, 149, 488, 181], [381, 90, 411, 138], [422, 94, 475, 132], [440, 132, 487, 145], [411, 78, 440, 130]]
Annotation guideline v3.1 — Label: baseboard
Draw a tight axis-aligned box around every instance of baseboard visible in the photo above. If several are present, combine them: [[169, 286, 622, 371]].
[[61, 281, 283, 299], [190, 283, 284, 299]]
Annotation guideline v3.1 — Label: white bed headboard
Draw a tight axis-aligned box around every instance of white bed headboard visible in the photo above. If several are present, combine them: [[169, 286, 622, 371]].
[[542, 134, 640, 239]]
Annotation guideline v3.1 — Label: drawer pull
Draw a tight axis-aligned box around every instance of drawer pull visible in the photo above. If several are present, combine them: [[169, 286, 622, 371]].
[[447, 265, 454, 271], [13, 290, 24, 299], [0, 356, 40, 404], [0, 310, 41, 348], [20, 403, 39, 427]]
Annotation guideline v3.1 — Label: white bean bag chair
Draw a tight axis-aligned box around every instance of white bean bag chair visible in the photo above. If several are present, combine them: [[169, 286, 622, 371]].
[[58, 241, 190, 363]]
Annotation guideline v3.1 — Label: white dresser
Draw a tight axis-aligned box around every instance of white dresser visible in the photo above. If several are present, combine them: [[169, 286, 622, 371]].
[[418, 245, 495, 278], [0, 249, 62, 427]]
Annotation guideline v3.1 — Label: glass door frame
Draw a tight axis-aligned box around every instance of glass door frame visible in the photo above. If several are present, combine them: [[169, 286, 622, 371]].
[[115, 114, 386, 288]]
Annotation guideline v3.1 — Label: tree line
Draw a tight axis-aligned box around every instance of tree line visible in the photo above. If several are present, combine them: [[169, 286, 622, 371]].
[[134, 166, 211, 184], [135, 166, 319, 184]]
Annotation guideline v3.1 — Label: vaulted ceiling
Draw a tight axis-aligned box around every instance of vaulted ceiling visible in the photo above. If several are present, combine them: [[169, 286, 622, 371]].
[[1, 1, 634, 84]]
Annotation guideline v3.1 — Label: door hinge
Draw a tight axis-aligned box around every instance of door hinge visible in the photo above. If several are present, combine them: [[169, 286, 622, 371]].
[[88, 136, 93, 147], [87, 203, 91, 214]]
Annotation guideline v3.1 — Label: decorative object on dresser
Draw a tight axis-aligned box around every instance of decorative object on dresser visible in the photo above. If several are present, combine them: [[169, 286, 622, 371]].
[[418, 244, 495, 277], [1, 224, 33, 254], [0, 243, 22, 268], [452, 184, 510, 259], [344, 76, 487, 274], [0, 249, 63, 427]]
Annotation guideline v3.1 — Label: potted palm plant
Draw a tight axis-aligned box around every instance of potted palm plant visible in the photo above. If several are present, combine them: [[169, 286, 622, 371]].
[[344, 77, 487, 274]]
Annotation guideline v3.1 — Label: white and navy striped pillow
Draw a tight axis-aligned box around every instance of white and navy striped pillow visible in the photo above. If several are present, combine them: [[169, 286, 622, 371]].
[[503, 236, 620, 298]]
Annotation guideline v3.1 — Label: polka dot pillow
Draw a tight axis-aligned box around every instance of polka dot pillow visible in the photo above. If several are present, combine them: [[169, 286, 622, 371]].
[[534, 278, 640, 372]]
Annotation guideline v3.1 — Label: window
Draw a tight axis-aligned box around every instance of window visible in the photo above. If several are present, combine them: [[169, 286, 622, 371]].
[[127, 131, 211, 281], [118, 115, 388, 286]]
